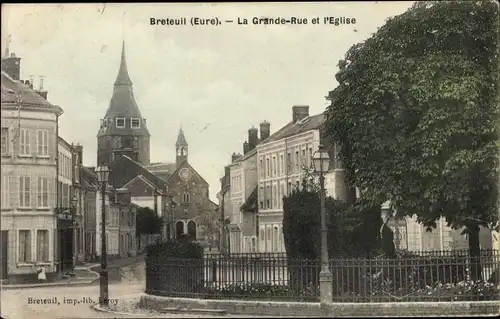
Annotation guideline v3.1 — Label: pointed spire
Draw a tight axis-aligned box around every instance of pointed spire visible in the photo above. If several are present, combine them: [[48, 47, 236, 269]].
[[114, 41, 132, 86], [176, 127, 188, 146]]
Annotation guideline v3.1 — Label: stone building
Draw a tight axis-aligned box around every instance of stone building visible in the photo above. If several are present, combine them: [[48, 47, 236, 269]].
[[95, 42, 218, 249], [1, 49, 63, 282], [97, 42, 150, 167]]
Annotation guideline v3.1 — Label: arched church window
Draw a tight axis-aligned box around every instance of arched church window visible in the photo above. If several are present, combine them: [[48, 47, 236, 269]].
[[183, 192, 190, 203], [175, 221, 184, 239], [187, 220, 196, 241]]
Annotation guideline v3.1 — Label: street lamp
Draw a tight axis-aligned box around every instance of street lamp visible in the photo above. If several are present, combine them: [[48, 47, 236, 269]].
[[71, 194, 78, 270], [312, 144, 332, 306], [96, 165, 110, 307]]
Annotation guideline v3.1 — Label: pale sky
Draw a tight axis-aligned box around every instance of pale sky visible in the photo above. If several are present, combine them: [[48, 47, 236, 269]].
[[2, 2, 414, 201]]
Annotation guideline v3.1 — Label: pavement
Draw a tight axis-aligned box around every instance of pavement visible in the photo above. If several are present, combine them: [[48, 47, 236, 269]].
[[1, 263, 100, 290]]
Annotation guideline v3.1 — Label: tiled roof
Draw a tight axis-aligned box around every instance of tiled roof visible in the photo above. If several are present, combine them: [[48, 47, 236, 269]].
[[259, 113, 326, 146], [109, 155, 168, 190], [99, 42, 149, 137], [1, 71, 59, 110], [82, 166, 98, 187]]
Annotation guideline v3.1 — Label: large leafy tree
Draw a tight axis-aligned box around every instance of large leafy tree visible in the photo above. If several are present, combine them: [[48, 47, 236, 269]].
[[136, 206, 164, 236], [325, 0, 499, 277]]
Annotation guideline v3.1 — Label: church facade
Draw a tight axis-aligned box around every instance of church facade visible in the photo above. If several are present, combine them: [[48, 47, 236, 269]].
[[97, 42, 218, 249]]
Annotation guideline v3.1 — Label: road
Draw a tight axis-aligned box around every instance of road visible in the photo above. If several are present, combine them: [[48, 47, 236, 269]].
[[0, 281, 281, 318]]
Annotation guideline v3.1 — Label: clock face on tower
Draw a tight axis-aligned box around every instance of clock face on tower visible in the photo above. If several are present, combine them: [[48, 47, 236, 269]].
[[179, 168, 192, 181]]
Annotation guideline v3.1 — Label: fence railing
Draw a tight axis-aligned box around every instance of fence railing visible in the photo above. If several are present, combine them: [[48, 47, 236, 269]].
[[145, 249, 500, 302]]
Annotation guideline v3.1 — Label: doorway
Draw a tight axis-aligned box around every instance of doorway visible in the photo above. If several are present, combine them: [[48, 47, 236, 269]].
[[1, 231, 8, 279]]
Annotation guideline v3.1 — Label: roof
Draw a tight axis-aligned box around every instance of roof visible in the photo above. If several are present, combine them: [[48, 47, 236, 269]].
[[166, 160, 209, 186], [176, 128, 188, 146], [114, 41, 132, 86], [109, 155, 168, 190], [99, 42, 149, 137], [258, 113, 326, 146], [1, 71, 61, 111], [145, 162, 177, 173], [81, 166, 98, 188], [233, 147, 257, 164], [122, 174, 163, 194]]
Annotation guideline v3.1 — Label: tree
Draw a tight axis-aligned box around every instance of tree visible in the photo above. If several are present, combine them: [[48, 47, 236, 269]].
[[136, 206, 164, 236], [325, 1, 499, 278]]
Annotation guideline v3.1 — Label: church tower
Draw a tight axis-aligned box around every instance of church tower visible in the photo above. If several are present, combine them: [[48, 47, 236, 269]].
[[176, 128, 188, 168], [97, 41, 151, 166]]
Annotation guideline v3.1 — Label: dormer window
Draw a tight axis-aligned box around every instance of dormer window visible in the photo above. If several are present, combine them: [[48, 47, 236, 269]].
[[131, 118, 141, 129], [101, 119, 107, 128], [116, 117, 126, 128]]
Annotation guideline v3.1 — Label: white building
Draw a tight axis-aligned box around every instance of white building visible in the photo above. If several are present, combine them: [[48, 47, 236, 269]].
[[256, 106, 346, 253], [1, 56, 63, 282]]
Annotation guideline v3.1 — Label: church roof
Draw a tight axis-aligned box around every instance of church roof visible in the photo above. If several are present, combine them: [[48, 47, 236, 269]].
[[1, 71, 61, 112], [114, 41, 132, 86], [145, 162, 177, 180], [109, 154, 168, 190], [100, 42, 149, 137], [176, 128, 188, 146]]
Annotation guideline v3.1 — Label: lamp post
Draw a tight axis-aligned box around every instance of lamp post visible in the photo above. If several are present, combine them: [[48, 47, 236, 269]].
[[96, 165, 110, 307], [312, 144, 332, 306], [71, 193, 78, 270]]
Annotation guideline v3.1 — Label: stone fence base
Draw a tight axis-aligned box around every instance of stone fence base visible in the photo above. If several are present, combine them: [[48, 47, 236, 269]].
[[139, 294, 499, 317]]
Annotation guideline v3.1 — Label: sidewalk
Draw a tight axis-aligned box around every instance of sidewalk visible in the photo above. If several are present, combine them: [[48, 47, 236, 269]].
[[1, 262, 100, 290]]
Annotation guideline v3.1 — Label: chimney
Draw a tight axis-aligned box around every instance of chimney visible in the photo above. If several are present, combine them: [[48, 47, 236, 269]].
[[259, 121, 270, 141], [248, 127, 258, 151], [243, 141, 249, 154], [73, 143, 83, 165], [292, 105, 310, 123], [232, 153, 241, 163], [1, 52, 21, 80]]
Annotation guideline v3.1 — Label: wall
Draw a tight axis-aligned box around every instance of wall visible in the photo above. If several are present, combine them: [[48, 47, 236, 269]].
[[1, 108, 59, 277]]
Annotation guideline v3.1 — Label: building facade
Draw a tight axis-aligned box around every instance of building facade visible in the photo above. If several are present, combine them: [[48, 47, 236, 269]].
[[1, 52, 63, 282], [82, 166, 98, 261]]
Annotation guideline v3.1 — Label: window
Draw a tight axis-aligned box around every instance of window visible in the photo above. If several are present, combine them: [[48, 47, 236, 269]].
[[37, 177, 49, 208], [62, 184, 69, 207], [19, 129, 30, 155], [266, 158, 270, 177], [272, 156, 276, 176], [287, 153, 291, 173], [19, 230, 31, 262], [259, 187, 264, 209], [102, 119, 108, 128], [266, 185, 270, 208], [272, 185, 277, 208], [183, 192, 190, 203], [273, 226, 279, 252], [309, 147, 313, 168], [37, 130, 48, 156], [1, 127, 9, 155], [259, 159, 263, 178], [1, 175, 9, 208], [288, 182, 292, 195], [115, 117, 126, 128], [36, 230, 49, 261], [131, 118, 141, 129], [302, 149, 306, 167], [295, 150, 299, 171], [19, 176, 31, 208], [280, 184, 285, 207], [280, 154, 284, 174]]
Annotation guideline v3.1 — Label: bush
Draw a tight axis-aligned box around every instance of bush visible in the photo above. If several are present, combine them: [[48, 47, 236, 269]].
[[145, 239, 204, 297]]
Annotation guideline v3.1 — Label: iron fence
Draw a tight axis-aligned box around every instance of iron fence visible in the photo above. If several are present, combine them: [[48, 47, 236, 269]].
[[145, 249, 500, 302]]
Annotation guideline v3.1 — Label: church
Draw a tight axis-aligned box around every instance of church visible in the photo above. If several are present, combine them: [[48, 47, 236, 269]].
[[96, 42, 219, 248]]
